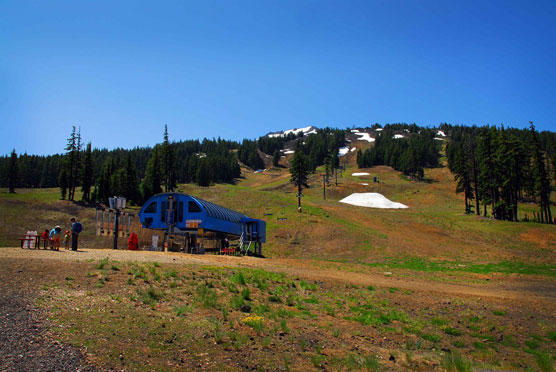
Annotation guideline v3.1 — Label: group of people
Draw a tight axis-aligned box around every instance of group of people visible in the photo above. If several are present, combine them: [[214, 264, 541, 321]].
[[41, 217, 82, 251]]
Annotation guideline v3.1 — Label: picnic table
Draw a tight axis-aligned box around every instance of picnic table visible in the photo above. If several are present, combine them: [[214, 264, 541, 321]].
[[19, 235, 41, 249]]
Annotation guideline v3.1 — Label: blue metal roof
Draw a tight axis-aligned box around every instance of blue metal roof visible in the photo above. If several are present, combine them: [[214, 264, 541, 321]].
[[192, 197, 244, 224]]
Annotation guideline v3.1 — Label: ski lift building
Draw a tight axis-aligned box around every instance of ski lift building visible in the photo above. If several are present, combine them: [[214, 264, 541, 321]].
[[138, 193, 265, 255]]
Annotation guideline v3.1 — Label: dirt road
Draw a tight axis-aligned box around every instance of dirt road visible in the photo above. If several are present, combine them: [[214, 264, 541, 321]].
[[2, 247, 555, 305]]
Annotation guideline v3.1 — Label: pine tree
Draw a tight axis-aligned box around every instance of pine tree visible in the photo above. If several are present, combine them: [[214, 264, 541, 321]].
[[272, 150, 280, 167], [141, 146, 162, 202], [196, 159, 210, 187], [530, 124, 552, 223], [161, 125, 177, 192], [62, 126, 80, 201], [59, 166, 68, 200], [7, 149, 18, 193], [124, 152, 140, 205], [289, 150, 309, 211], [81, 142, 93, 202]]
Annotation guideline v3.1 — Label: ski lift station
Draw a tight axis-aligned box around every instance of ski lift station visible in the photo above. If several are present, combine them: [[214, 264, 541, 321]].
[[138, 193, 266, 256]]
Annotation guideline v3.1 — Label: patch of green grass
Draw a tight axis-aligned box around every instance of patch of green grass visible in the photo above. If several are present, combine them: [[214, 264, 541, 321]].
[[173, 304, 191, 317], [525, 339, 540, 349], [443, 327, 463, 336], [138, 286, 163, 308], [422, 333, 441, 342], [96, 257, 109, 270], [452, 340, 466, 348], [546, 331, 556, 342], [357, 255, 556, 277], [432, 317, 448, 326], [196, 285, 218, 309], [473, 341, 486, 350], [332, 353, 380, 371], [389, 287, 399, 293], [492, 309, 505, 316], [535, 352, 554, 372], [441, 350, 472, 372], [231, 272, 246, 286]]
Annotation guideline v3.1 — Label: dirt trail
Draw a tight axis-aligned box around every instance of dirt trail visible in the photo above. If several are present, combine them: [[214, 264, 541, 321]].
[[2, 247, 555, 305]]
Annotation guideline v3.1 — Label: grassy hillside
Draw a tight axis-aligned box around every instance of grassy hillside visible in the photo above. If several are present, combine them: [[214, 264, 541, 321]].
[[1, 146, 555, 267]]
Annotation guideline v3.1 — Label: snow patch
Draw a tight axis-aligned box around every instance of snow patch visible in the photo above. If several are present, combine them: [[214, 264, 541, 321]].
[[360, 183, 369, 186], [340, 193, 408, 209], [434, 138, 444, 141], [283, 150, 295, 154], [375, 128, 383, 131], [350, 147, 357, 152], [393, 134, 405, 139], [437, 130, 446, 137], [338, 146, 350, 156], [352, 172, 370, 177], [355, 132, 375, 142], [351, 129, 360, 133], [267, 126, 318, 138]]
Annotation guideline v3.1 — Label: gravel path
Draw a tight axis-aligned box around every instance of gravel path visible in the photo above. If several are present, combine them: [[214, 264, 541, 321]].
[[0, 288, 98, 372]]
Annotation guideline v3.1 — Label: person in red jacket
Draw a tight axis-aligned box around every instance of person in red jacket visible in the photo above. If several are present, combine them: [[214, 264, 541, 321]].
[[41, 229, 50, 249], [128, 232, 138, 250]]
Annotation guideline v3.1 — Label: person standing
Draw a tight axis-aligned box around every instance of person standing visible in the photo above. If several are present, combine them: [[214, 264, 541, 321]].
[[49, 226, 62, 251], [64, 230, 71, 249], [70, 217, 82, 251]]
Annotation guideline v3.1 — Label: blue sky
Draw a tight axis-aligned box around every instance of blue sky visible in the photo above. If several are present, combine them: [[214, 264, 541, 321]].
[[1, 0, 555, 156]]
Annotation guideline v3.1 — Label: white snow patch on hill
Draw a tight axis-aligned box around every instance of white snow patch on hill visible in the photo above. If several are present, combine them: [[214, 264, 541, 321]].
[[267, 126, 318, 138], [340, 193, 408, 209], [434, 138, 444, 141], [375, 128, 383, 131], [437, 130, 446, 137], [360, 183, 369, 186], [351, 129, 360, 133], [355, 132, 375, 142], [393, 134, 405, 139], [352, 172, 370, 176], [350, 147, 357, 152], [283, 150, 295, 154], [338, 146, 350, 156]]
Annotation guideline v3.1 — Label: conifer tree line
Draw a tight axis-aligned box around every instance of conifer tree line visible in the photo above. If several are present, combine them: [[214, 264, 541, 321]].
[[356, 126, 441, 180], [445, 124, 555, 223]]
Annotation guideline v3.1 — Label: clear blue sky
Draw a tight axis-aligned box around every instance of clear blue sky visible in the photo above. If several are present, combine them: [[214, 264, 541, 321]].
[[1, 0, 555, 156]]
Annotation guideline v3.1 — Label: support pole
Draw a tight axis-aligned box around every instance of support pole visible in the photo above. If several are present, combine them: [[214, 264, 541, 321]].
[[113, 209, 120, 249]]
